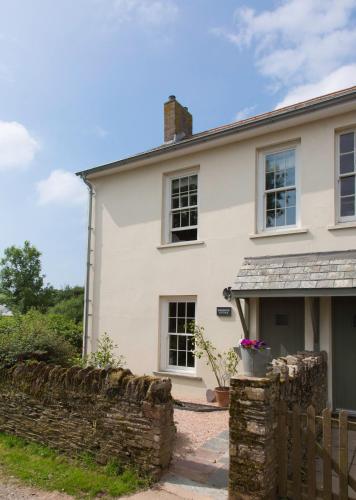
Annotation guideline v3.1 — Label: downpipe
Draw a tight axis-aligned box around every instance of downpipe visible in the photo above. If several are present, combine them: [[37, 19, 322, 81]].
[[81, 175, 94, 358]]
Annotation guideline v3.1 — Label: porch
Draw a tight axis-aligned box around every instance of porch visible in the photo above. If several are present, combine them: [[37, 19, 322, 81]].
[[228, 249, 356, 413]]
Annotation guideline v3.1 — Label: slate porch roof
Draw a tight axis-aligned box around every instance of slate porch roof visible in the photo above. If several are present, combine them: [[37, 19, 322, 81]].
[[231, 250, 356, 297]]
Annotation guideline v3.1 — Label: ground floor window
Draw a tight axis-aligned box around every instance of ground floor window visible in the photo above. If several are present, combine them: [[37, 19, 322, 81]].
[[161, 298, 196, 371]]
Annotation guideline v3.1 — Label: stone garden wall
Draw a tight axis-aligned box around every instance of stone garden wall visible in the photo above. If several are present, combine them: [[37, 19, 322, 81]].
[[0, 362, 175, 478], [229, 351, 327, 500]]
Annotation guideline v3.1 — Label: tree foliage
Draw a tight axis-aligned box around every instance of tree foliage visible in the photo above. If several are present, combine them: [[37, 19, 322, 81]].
[[0, 241, 53, 314], [48, 286, 84, 324]]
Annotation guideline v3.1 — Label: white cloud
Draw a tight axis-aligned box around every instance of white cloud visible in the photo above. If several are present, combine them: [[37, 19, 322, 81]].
[[215, 0, 356, 106], [37, 170, 87, 206], [109, 0, 178, 25], [0, 121, 39, 171], [276, 64, 356, 108], [235, 106, 256, 121]]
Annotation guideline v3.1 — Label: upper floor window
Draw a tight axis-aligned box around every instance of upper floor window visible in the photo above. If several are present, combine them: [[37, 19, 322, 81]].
[[259, 146, 298, 231], [168, 172, 198, 243], [338, 131, 356, 221]]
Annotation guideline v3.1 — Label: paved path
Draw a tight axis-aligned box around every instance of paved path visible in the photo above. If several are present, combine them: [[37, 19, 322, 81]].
[[123, 430, 229, 500]]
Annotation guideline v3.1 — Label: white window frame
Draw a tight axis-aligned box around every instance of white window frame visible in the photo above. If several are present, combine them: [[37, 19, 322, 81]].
[[164, 170, 199, 244], [336, 129, 356, 223], [257, 143, 300, 233], [160, 296, 197, 374]]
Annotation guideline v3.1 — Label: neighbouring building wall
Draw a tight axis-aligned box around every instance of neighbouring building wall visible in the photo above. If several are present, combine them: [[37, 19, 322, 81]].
[[229, 351, 327, 499], [0, 362, 175, 478], [88, 108, 356, 399]]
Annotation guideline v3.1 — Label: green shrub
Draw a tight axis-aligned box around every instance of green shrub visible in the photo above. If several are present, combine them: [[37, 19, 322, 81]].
[[77, 332, 125, 369], [0, 310, 78, 369], [0, 311, 82, 352]]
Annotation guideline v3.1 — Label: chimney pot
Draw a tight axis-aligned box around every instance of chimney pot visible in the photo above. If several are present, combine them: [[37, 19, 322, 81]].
[[164, 96, 192, 143]]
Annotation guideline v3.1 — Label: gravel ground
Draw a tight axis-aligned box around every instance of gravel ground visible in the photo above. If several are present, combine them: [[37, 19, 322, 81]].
[[0, 474, 71, 500], [173, 398, 229, 459]]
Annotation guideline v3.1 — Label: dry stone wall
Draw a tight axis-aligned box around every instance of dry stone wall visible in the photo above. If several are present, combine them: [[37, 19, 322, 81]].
[[229, 351, 327, 500], [0, 362, 175, 478]]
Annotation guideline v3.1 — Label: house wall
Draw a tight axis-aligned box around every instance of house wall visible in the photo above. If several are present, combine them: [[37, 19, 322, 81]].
[[88, 109, 356, 399]]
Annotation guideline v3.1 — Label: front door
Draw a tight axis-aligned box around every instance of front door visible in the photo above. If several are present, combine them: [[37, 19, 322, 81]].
[[260, 298, 305, 359], [333, 297, 356, 412]]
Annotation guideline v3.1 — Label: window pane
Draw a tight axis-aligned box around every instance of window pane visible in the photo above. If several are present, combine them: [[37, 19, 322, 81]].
[[172, 212, 180, 228], [169, 350, 177, 366], [340, 133, 354, 154], [266, 192, 275, 210], [341, 176, 355, 197], [180, 177, 188, 193], [276, 209, 285, 226], [286, 189, 296, 207], [340, 153, 354, 174], [169, 302, 176, 317], [286, 206, 296, 225], [172, 179, 179, 194], [187, 336, 195, 351], [276, 191, 286, 209], [189, 175, 198, 191], [169, 318, 176, 333], [178, 351, 186, 367], [341, 196, 355, 217], [275, 172, 285, 188], [169, 335, 177, 349], [266, 210, 275, 228], [190, 208, 198, 226], [181, 195, 189, 207], [187, 302, 195, 318], [285, 167, 295, 186], [189, 193, 197, 206], [266, 156, 274, 173], [171, 228, 197, 242], [178, 336, 186, 350], [177, 318, 185, 333], [265, 172, 275, 190], [171, 195, 179, 209], [178, 302, 186, 317], [180, 211, 189, 227], [187, 351, 195, 368]]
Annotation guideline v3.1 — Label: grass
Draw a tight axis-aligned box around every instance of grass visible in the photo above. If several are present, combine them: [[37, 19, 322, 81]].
[[0, 432, 151, 498]]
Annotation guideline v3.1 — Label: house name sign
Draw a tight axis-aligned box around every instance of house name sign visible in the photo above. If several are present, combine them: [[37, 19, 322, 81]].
[[216, 307, 232, 317]]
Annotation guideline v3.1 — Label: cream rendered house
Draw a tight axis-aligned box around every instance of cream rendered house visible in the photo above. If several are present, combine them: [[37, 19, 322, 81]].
[[77, 87, 356, 411]]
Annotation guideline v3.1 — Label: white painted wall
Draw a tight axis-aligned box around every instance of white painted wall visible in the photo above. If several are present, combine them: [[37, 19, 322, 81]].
[[87, 109, 356, 399]]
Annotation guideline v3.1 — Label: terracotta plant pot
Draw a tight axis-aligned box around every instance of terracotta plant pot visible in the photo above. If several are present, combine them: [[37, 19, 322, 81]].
[[214, 386, 230, 407]]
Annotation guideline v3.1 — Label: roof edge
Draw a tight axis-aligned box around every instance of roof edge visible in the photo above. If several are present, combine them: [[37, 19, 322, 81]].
[[77, 86, 356, 178]]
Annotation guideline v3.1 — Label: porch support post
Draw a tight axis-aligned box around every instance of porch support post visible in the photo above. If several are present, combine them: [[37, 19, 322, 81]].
[[235, 298, 249, 338], [320, 297, 332, 407], [305, 297, 314, 350], [248, 297, 259, 341]]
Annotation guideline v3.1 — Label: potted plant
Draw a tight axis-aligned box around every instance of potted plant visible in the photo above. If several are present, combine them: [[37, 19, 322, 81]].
[[236, 338, 271, 377], [192, 324, 239, 407]]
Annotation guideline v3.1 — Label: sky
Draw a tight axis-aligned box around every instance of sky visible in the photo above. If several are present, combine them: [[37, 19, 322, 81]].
[[1, 0, 356, 287]]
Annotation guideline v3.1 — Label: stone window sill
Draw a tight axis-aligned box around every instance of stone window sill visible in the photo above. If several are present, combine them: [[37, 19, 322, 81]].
[[157, 240, 205, 250], [249, 228, 309, 239], [153, 370, 202, 381], [328, 221, 356, 231]]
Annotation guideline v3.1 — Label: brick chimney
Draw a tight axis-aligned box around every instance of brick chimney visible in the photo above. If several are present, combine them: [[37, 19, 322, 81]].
[[164, 95, 192, 143]]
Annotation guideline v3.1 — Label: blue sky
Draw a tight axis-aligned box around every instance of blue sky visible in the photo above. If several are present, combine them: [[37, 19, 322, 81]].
[[1, 0, 356, 287]]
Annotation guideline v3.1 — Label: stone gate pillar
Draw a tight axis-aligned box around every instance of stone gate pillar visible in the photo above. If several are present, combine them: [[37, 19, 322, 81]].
[[229, 374, 280, 500]]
